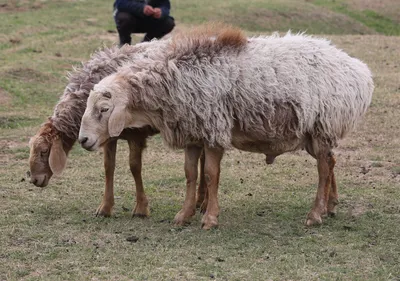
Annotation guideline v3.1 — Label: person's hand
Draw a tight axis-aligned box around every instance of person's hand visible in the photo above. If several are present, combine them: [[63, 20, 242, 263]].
[[143, 5, 154, 16], [153, 8, 162, 19]]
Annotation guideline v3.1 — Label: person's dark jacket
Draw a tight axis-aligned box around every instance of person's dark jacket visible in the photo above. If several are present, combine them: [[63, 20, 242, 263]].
[[114, 0, 171, 19]]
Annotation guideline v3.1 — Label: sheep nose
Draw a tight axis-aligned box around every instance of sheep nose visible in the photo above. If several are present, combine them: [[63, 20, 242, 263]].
[[30, 178, 38, 185], [79, 137, 88, 145]]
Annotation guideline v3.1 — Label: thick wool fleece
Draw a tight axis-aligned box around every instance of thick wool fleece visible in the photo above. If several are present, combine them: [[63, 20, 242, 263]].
[[98, 27, 374, 149], [51, 39, 167, 140]]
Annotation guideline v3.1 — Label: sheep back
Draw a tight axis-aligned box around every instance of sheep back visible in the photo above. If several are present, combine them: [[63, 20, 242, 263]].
[[117, 31, 374, 149]]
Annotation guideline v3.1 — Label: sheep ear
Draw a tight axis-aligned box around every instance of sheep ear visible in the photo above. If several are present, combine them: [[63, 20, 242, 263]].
[[108, 106, 126, 137], [49, 138, 67, 176]]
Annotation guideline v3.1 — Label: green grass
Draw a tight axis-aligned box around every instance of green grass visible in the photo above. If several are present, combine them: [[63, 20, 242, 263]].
[[174, 0, 374, 34], [312, 0, 400, 35], [1, 0, 400, 280]]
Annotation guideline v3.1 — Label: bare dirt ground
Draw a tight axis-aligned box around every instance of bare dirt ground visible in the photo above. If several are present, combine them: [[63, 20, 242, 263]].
[[0, 0, 43, 13]]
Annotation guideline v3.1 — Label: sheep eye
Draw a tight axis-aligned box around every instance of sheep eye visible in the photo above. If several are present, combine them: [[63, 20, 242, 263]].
[[102, 92, 111, 99], [100, 108, 109, 113], [41, 148, 49, 155]]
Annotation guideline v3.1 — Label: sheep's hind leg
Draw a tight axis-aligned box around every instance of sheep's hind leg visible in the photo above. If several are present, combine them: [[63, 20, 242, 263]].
[[174, 145, 203, 226], [196, 150, 207, 211], [265, 154, 276, 164], [96, 139, 117, 217], [128, 137, 149, 218], [201, 146, 224, 230], [306, 141, 336, 226], [327, 162, 338, 217]]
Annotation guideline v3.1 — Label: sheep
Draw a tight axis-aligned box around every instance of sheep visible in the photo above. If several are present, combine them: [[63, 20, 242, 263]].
[[79, 25, 374, 229], [28, 40, 207, 218]]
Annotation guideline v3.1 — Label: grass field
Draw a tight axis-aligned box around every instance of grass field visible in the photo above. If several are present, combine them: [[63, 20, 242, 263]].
[[1, 0, 400, 280]]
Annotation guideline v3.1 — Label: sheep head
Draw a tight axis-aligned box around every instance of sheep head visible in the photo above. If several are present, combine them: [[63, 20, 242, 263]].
[[79, 73, 154, 151], [28, 124, 67, 187], [78, 75, 123, 151], [78, 74, 133, 150]]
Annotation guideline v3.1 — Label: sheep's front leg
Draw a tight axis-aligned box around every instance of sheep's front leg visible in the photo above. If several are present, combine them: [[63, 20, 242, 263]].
[[174, 145, 203, 225], [96, 139, 117, 217], [201, 146, 224, 230], [196, 150, 207, 210], [306, 150, 336, 226], [128, 137, 149, 218]]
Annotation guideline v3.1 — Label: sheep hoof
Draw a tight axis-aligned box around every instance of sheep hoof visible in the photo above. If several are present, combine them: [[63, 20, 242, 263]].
[[173, 220, 191, 226], [305, 211, 323, 226], [327, 207, 337, 217], [201, 214, 218, 230], [132, 213, 147, 218], [327, 211, 337, 217], [96, 205, 112, 217], [327, 199, 339, 217], [173, 209, 194, 226], [132, 205, 150, 218]]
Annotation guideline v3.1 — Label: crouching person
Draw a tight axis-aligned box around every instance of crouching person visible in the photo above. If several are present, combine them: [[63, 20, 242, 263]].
[[113, 0, 175, 45]]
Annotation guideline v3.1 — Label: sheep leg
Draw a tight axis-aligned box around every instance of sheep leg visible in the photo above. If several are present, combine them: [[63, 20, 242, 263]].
[[96, 139, 117, 217], [196, 150, 207, 210], [306, 147, 335, 226], [265, 154, 276, 164], [174, 145, 203, 225], [128, 138, 149, 218], [201, 146, 223, 230], [327, 157, 338, 217], [200, 189, 208, 214]]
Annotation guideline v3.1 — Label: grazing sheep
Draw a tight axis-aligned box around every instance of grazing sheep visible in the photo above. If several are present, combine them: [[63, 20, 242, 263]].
[[28, 40, 209, 218], [79, 25, 374, 229]]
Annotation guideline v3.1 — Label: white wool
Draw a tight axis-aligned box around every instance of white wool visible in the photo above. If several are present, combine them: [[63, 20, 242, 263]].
[[98, 31, 374, 150]]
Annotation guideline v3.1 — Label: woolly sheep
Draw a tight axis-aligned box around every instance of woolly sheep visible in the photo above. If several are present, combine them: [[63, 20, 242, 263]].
[[28, 40, 207, 218], [79, 25, 374, 229]]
